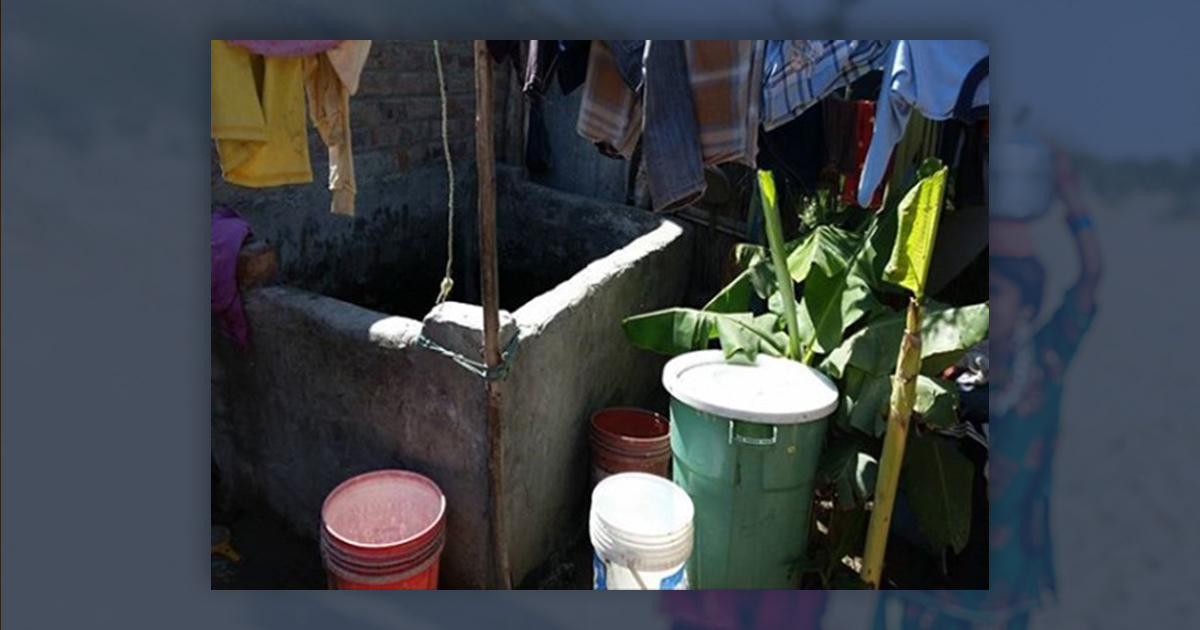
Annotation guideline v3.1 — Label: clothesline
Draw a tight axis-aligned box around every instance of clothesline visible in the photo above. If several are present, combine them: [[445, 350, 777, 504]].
[[210, 40, 988, 349], [507, 39, 989, 213], [210, 39, 988, 220]]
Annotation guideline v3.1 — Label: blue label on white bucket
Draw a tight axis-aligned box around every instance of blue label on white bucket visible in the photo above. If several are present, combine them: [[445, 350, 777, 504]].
[[659, 566, 687, 590], [593, 553, 607, 590]]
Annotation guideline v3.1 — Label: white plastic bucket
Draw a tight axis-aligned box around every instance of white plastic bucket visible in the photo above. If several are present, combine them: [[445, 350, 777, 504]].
[[991, 123, 1055, 221], [589, 472, 694, 590]]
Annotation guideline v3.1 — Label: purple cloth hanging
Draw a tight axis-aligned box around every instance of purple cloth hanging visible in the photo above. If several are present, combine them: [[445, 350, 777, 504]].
[[211, 206, 253, 348], [226, 40, 343, 58]]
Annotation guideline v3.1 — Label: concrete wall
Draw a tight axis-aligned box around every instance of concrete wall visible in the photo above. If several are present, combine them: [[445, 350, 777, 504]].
[[211, 40, 697, 588], [528, 85, 630, 205], [212, 290, 494, 587], [499, 180, 692, 583], [212, 173, 693, 588]]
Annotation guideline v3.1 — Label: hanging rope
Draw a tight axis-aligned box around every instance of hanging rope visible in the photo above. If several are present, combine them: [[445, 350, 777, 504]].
[[433, 39, 455, 305]]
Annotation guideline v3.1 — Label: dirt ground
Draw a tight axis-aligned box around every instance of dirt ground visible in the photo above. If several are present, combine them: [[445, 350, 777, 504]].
[[211, 504, 326, 590]]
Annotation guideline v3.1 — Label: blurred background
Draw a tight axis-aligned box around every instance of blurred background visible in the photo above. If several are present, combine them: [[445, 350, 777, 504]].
[[2, 1, 1199, 629]]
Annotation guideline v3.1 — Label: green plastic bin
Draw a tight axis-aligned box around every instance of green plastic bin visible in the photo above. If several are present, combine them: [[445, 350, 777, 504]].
[[662, 350, 839, 589]]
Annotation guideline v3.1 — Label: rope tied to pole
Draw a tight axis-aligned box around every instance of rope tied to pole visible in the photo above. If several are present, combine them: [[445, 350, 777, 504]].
[[415, 331, 520, 382], [433, 39, 455, 305]]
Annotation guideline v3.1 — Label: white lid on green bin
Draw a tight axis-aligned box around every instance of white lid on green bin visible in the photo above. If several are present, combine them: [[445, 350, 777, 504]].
[[662, 350, 839, 425]]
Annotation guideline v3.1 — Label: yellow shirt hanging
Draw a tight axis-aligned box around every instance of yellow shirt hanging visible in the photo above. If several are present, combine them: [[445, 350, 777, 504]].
[[211, 40, 313, 187]]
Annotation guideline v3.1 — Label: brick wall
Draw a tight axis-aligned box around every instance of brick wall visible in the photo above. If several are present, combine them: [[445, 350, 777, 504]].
[[211, 39, 524, 191], [349, 40, 522, 180]]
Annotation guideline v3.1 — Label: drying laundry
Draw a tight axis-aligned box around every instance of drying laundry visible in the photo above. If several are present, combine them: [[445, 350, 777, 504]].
[[227, 40, 344, 58], [211, 40, 313, 188], [641, 40, 706, 211], [517, 40, 590, 98], [325, 40, 372, 95], [577, 40, 644, 160], [555, 40, 591, 95], [856, 39, 990, 206], [686, 39, 764, 170], [523, 40, 560, 98], [605, 40, 649, 92], [304, 40, 372, 216], [211, 206, 254, 349], [761, 40, 891, 132], [577, 40, 764, 212]]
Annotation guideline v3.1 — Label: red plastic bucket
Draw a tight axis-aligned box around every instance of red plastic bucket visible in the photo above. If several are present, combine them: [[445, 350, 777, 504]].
[[590, 408, 672, 486], [319, 470, 447, 590]]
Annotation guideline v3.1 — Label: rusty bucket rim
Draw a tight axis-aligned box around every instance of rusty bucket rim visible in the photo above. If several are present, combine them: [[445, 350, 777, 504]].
[[590, 407, 671, 446]]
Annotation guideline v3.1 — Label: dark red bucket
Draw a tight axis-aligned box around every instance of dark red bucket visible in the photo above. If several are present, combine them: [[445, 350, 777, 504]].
[[589, 408, 672, 486], [319, 470, 447, 589]]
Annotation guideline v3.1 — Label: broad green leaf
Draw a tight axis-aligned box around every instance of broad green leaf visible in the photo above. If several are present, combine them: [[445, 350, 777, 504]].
[[801, 261, 880, 355], [847, 373, 890, 437], [832, 365, 870, 431], [817, 431, 879, 509], [901, 433, 974, 554], [836, 371, 961, 437], [787, 225, 858, 283], [885, 159, 948, 297], [865, 200, 900, 287], [622, 308, 787, 358], [821, 302, 989, 379], [749, 261, 779, 301], [716, 313, 786, 363], [621, 308, 716, 356], [769, 292, 815, 349], [717, 317, 758, 363], [918, 305, 991, 376], [914, 375, 959, 429], [703, 269, 754, 313], [795, 214, 889, 356]]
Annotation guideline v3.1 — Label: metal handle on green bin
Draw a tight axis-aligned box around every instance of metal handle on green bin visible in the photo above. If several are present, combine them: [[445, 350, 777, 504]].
[[729, 421, 778, 446]]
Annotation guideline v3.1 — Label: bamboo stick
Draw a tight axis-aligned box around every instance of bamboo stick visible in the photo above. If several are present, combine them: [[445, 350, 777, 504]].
[[861, 297, 923, 588]]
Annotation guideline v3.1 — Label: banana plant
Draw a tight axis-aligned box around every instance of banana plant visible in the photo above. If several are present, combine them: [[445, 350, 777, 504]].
[[861, 158, 954, 588], [620, 162, 987, 588]]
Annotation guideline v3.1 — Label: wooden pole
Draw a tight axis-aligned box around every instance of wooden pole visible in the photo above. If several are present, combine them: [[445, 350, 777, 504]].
[[474, 40, 511, 590]]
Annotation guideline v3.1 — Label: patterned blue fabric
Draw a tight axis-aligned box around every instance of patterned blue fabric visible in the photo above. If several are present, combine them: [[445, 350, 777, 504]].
[[760, 40, 890, 131], [857, 39, 990, 206]]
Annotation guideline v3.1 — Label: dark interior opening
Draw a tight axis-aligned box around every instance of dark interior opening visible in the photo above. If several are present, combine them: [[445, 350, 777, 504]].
[[322, 254, 594, 320], [289, 175, 667, 319]]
